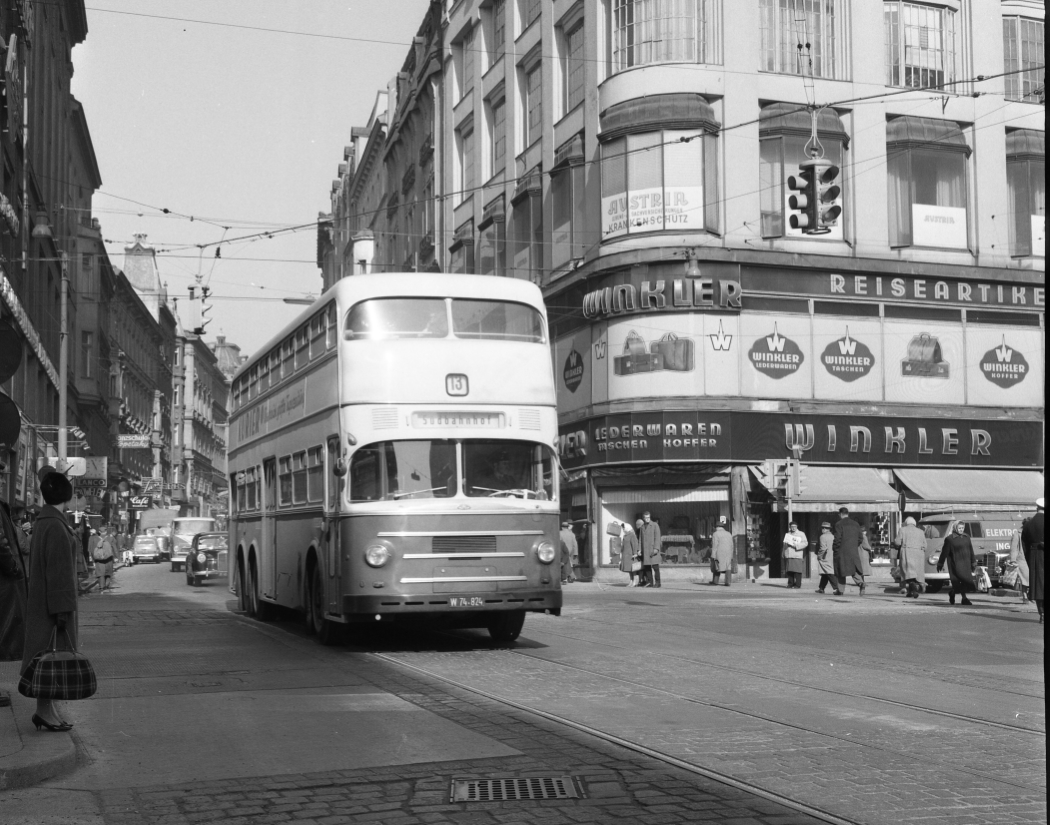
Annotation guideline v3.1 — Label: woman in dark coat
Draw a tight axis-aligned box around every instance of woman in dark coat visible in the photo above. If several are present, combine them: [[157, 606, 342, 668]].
[[1021, 498, 1044, 623], [21, 468, 78, 731], [936, 522, 976, 606]]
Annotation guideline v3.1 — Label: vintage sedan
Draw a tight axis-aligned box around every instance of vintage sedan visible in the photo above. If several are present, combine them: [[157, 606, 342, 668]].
[[185, 532, 229, 587], [131, 534, 162, 564]]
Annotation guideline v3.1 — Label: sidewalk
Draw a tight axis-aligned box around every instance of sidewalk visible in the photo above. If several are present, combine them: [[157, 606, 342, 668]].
[[0, 687, 77, 791]]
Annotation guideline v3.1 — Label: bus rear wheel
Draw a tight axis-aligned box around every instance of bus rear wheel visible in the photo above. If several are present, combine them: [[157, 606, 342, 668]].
[[247, 558, 275, 621], [486, 610, 526, 643], [307, 563, 342, 646]]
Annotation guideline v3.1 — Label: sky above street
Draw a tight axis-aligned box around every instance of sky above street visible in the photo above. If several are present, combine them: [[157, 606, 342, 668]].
[[72, 0, 432, 358]]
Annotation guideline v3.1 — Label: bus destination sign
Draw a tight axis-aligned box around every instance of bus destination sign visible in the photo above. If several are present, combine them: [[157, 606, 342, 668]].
[[411, 412, 505, 429]]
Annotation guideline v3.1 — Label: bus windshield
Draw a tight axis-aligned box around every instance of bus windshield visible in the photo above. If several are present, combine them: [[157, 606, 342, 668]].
[[348, 439, 555, 502], [344, 298, 544, 343]]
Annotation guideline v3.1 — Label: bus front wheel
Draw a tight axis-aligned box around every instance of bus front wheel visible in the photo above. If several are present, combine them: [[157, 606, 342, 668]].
[[307, 563, 342, 646], [486, 611, 526, 643]]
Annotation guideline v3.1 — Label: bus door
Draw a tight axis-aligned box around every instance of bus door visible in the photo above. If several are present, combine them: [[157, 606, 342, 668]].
[[324, 436, 343, 612], [261, 457, 277, 599]]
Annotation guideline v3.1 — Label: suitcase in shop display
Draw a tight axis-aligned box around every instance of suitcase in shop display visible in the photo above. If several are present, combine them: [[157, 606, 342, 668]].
[[614, 330, 664, 375], [901, 332, 950, 378], [649, 332, 694, 372]]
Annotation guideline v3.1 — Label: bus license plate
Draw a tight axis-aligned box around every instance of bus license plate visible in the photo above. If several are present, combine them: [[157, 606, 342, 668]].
[[449, 597, 484, 608]]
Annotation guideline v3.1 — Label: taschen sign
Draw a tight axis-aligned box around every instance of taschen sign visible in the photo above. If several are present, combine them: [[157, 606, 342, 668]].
[[821, 328, 875, 382]]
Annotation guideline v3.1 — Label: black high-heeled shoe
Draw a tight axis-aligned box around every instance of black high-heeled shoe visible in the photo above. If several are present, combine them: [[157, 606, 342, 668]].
[[31, 714, 73, 732]]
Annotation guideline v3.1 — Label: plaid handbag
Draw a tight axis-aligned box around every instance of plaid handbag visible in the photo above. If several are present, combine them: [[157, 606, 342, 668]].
[[17, 627, 97, 700]]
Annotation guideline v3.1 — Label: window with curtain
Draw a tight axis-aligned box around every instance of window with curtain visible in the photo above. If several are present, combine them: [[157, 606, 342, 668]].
[[884, 1, 958, 89], [520, 0, 541, 30], [457, 122, 474, 202], [564, 22, 586, 113], [1003, 16, 1044, 103], [760, 0, 840, 78], [81, 331, 94, 378], [886, 130, 969, 249], [552, 162, 586, 268], [511, 188, 543, 281], [491, 0, 506, 65], [600, 129, 718, 239], [461, 24, 476, 100], [1006, 134, 1045, 258], [759, 135, 845, 240], [612, 0, 720, 70]]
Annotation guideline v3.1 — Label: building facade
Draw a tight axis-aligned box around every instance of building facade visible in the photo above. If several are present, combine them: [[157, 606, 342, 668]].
[[323, 0, 1044, 579]]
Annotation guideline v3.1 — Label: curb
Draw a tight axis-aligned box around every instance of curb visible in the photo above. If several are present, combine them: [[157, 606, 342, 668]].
[[0, 691, 77, 791]]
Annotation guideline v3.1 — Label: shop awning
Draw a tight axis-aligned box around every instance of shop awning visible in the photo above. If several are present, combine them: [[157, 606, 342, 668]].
[[895, 469, 1044, 511], [760, 466, 899, 513]]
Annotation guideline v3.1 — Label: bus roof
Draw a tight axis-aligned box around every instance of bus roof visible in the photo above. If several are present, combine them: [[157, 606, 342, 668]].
[[233, 273, 547, 381]]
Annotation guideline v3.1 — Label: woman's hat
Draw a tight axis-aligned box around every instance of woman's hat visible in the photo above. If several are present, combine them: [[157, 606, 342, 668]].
[[718, 516, 727, 525], [821, 522, 831, 529]]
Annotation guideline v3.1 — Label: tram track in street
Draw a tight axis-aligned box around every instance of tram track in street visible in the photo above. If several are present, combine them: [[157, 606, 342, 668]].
[[517, 621, 1045, 737]]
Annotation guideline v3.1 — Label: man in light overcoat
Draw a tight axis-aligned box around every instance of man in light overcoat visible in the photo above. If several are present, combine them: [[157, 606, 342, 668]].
[[639, 511, 662, 588], [710, 517, 734, 586]]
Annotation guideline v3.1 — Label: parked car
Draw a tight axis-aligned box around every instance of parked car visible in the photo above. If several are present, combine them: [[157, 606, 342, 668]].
[[130, 534, 162, 564], [917, 513, 1025, 592], [170, 517, 217, 572], [185, 532, 228, 587]]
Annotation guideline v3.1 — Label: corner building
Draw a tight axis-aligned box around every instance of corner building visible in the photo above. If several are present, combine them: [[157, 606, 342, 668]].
[[435, 0, 1044, 580]]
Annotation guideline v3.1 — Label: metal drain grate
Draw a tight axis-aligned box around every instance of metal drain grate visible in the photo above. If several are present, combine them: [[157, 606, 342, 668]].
[[450, 776, 580, 803]]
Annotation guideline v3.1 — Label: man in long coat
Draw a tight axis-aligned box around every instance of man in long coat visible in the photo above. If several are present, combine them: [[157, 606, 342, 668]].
[[1021, 497, 1044, 623], [937, 521, 976, 606], [639, 511, 662, 588], [621, 523, 641, 587], [559, 521, 577, 584], [815, 522, 842, 595], [893, 516, 927, 599], [710, 517, 734, 586], [833, 506, 865, 594]]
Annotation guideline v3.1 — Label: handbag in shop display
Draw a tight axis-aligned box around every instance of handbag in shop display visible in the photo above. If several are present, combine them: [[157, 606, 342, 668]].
[[614, 330, 664, 375], [901, 332, 950, 378], [649, 332, 694, 371]]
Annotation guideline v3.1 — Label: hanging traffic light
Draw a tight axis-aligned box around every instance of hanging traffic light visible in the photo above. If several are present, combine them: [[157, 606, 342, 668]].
[[788, 158, 841, 235]]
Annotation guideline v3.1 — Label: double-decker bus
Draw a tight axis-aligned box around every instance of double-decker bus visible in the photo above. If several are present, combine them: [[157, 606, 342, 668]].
[[227, 274, 562, 643]]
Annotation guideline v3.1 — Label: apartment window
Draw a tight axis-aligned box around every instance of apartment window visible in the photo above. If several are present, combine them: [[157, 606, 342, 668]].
[[1003, 15, 1044, 103], [563, 21, 586, 113], [450, 221, 475, 274], [1006, 129, 1045, 258], [886, 116, 970, 249], [510, 168, 543, 281], [461, 24, 476, 99], [490, 95, 507, 173], [884, 2, 958, 89], [551, 135, 586, 269], [81, 331, 93, 378], [760, 0, 841, 79], [520, 0, 541, 31], [490, 0, 507, 65], [479, 198, 507, 276], [599, 95, 720, 240], [524, 62, 542, 147], [758, 103, 847, 239], [612, 0, 720, 71], [457, 121, 475, 202]]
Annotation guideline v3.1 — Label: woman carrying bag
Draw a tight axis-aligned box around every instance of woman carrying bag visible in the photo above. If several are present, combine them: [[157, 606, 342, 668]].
[[19, 466, 92, 732]]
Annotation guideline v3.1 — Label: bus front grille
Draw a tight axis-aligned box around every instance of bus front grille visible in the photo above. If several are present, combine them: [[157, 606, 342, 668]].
[[432, 535, 497, 554]]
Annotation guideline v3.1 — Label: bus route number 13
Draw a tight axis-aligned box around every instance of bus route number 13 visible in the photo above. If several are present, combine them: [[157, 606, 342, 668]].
[[446, 374, 469, 396]]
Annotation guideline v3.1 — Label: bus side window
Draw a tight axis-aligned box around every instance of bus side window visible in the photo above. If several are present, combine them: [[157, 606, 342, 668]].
[[278, 457, 292, 506]]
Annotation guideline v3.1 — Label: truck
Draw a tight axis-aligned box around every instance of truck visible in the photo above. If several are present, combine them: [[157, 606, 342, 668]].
[[135, 508, 179, 560]]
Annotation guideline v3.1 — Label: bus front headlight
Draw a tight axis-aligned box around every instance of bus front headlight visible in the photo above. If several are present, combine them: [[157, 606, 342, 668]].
[[365, 544, 391, 568], [535, 541, 557, 564]]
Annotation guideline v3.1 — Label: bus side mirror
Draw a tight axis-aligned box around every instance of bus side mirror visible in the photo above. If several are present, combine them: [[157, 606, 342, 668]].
[[334, 458, 348, 477]]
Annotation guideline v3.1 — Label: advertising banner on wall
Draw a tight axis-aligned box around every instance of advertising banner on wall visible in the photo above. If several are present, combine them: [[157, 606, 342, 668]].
[[554, 327, 593, 414], [703, 314, 740, 398], [558, 411, 1043, 470], [813, 317, 883, 401], [591, 321, 609, 405], [606, 316, 703, 402], [883, 321, 964, 405], [739, 314, 812, 399], [964, 325, 1043, 408]]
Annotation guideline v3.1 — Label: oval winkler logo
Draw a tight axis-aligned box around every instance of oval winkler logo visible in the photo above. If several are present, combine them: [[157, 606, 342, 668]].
[[980, 337, 1028, 388], [563, 348, 584, 393], [821, 328, 875, 383], [748, 324, 804, 379]]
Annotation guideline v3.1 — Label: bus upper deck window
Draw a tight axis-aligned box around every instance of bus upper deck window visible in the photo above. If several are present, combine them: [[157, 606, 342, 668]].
[[344, 298, 449, 340], [451, 300, 545, 342]]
